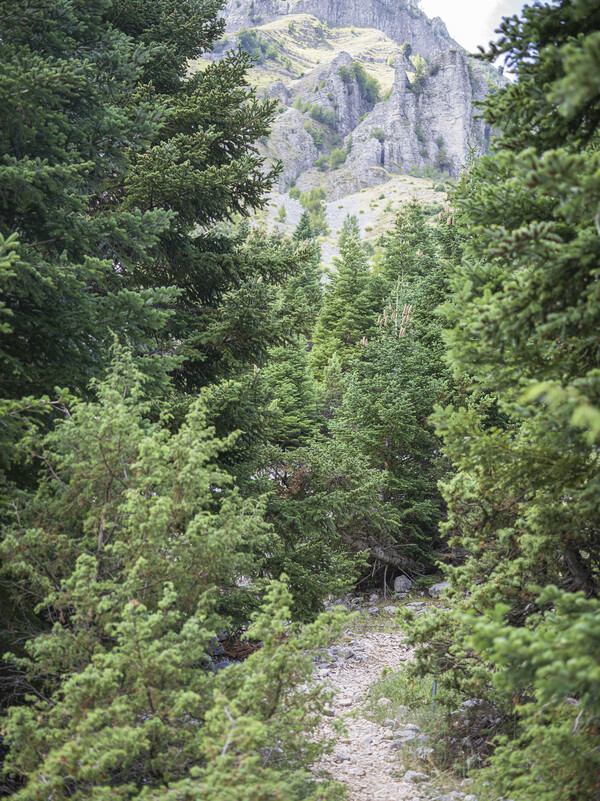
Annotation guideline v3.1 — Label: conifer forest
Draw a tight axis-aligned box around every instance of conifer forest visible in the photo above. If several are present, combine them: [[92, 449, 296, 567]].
[[0, 0, 599, 799]]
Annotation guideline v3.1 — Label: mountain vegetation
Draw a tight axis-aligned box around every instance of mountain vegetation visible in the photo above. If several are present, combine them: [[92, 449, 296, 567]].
[[0, 0, 599, 798]]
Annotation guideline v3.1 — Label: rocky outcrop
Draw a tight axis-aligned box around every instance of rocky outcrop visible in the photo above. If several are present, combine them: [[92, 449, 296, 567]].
[[216, 0, 504, 198], [222, 0, 457, 53], [344, 48, 493, 181], [259, 107, 319, 189], [289, 52, 377, 137]]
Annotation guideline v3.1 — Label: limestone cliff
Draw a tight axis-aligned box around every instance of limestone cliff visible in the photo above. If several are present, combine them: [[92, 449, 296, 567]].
[[203, 0, 505, 199], [222, 0, 457, 54], [345, 48, 493, 182]]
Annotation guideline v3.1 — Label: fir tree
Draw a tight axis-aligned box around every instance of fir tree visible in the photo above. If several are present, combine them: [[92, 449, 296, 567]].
[[0, 353, 345, 799], [311, 221, 380, 375], [261, 340, 318, 449], [0, 0, 299, 470], [404, 2, 600, 798], [286, 212, 323, 331], [335, 319, 446, 558]]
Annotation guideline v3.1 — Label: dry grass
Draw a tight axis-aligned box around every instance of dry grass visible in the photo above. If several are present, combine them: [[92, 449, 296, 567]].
[[189, 14, 400, 91]]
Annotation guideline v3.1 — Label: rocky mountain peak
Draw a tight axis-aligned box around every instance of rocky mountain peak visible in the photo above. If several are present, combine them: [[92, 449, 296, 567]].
[[222, 0, 458, 54], [201, 0, 505, 213]]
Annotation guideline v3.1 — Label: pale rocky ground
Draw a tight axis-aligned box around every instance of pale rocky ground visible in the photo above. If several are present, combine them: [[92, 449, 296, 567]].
[[311, 601, 476, 801], [315, 628, 429, 801], [259, 174, 445, 267]]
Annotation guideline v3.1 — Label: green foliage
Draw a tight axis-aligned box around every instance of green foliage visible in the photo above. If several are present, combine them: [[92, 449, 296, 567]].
[[303, 120, 325, 148], [337, 65, 352, 85], [407, 55, 427, 93], [350, 62, 381, 105], [296, 188, 329, 237], [414, 122, 427, 143], [402, 2, 600, 797], [338, 62, 380, 106], [309, 104, 337, 127], [1, 355, 348, 798], [329, 148, 348, 168], [315, 155, 329, 171], [336, 332, 445, 554], [262, 340, 318, 449], [0, 0, 290, 462], [256, 438, 397, 615], [410, 54, 427, 75], [311, 219, 381, 375], [237, 29, 278, 63], [370, 128, 386, 143]]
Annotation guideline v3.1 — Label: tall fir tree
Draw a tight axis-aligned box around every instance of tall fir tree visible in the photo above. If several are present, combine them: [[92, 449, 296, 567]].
[[261, 339, 318, 450], [0, 0, 307, 478], [311, 219, 381, 375], [404, 2, 600, 798]]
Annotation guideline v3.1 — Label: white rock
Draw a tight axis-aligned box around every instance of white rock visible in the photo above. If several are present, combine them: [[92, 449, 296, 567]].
[[403, 769, 429, 783], [428, 581, 450, 598], [394, 575, 413, 593], [390, 730, 418, 745], [416, 745, 433, 760], [383, 605, 398, 614]]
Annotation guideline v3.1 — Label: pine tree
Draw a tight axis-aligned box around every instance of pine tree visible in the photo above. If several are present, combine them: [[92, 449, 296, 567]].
[[293, 211, 315, 243], [335, 318, 446, 558], [0, 353, 345, 799], [404, 2, 600, 797], [287, 212, 323, 330], [380, 200, 448, 357], [311, 221, 380, 375], [0, 0, 179, 458], [262, 339, 318, 449], [0, 0, 299, 471]]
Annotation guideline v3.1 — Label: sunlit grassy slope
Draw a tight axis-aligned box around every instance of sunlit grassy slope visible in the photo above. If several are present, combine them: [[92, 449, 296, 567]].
[[190, 15, 402, 93]]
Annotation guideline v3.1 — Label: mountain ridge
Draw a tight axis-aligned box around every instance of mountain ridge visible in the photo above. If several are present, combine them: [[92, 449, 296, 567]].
[[221, 0, 458, 54], [194, 0, 505, 257]]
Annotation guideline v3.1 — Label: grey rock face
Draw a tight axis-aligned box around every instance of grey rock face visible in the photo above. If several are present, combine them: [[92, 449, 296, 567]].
[[290, 52, 376, 138], [223, 0, 504, 198], [222, 0, 457, 53], [345, 48, 493, 181], [394, 575, 413, 592], [265, 80, 290, 106], [428, 580, 450, 597], [261, 107, 319, 189]]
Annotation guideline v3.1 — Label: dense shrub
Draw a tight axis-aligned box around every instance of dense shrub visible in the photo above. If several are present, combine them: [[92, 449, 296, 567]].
[[329, 148, 348, 168], [237, 28, 278, 63]]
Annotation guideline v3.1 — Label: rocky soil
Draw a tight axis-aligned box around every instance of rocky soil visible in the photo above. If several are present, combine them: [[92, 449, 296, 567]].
[[261, 173, 444, 267], [312, 601, 476, 801]]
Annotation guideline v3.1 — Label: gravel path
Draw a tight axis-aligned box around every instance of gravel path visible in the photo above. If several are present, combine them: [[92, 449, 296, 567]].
[[314, 630, 431, 801]]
